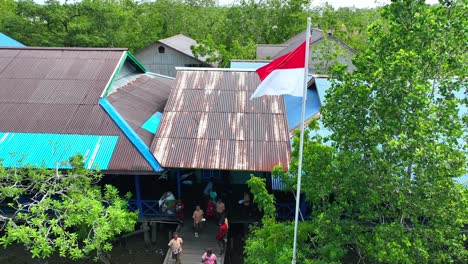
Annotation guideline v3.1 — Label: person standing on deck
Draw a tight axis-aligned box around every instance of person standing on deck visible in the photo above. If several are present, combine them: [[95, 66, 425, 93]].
[[216, 218, 228, 255], [192, 205, 204, 238], [176, 198, 185, 222], [168, 232, 183, 264], [202, 248, 217, 264], [216, 198, 225, 225], [206, 198, 215, 220]]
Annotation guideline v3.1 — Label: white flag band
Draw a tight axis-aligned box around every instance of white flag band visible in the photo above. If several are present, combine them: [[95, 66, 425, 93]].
[[250, 68, 305, 99]]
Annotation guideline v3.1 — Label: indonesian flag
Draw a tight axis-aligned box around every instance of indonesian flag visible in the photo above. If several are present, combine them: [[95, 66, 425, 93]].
[[251, 41, 306, 99]]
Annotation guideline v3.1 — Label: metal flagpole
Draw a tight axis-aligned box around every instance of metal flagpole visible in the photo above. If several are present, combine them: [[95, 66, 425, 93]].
[[291, 17, 311, 264]]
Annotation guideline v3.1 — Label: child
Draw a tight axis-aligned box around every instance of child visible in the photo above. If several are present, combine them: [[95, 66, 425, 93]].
[[192, 205, 204, 238], [216, 219, 228, 255], [206, 198, 215, 219], [175, 198, 185, 221], [168, 232, 183, 264], [202, 248, 217, 264]]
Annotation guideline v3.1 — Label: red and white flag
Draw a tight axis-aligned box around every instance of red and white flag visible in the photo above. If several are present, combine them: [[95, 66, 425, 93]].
[[251, 41, 307, 99]]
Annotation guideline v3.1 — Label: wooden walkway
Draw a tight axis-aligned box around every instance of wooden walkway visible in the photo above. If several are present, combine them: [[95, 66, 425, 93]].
[[163, 219, 225, 264]]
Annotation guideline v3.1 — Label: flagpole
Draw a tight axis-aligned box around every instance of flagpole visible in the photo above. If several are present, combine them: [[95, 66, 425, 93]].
[[291, 17, 311, 264]]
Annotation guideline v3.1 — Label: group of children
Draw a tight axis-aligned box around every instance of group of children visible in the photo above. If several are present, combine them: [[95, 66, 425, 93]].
[[174, 196, 229, 255]]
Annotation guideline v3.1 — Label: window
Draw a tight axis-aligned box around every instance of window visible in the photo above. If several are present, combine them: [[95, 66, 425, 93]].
[[158, 46, 165, 53]]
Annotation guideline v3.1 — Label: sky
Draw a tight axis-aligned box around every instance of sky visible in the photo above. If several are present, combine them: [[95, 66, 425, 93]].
[[311, 0, 439, 9], [33, 0, 441, 9]]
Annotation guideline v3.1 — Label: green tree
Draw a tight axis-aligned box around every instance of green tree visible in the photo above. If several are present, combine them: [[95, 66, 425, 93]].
[[310, 37, 346, 74], [245, 0, 467, 263], [0, 0, 16, 29], [0, 155, 138, 263]]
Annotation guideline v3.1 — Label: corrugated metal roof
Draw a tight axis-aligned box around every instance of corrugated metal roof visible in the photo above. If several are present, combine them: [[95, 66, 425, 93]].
[[256, 29, 358, 60], [0, 47, 154, 173], [285, 89, 321, 131], [256, 29, 324, 60], [106, 73, 175, 146], [142, 112, 163, 133], [0, 132, 118, 170], [255, 44, 289, 60], [0, 32, 25, 47], [151, 69, 291, 172], [315, 78, 333, 106], [283, 28, 325, 45], [230, 60, 268, 69], [157, 34, 209, 62], [228, 62, 323, 133]]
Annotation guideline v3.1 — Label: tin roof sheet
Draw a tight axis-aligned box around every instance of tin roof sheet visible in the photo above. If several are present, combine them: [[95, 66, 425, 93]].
[[0, 132, 118, 170], [151, 69, 291, 172], [0, 47, 154, 173], [0, 32, 25, 47], [106, 73, 175, 146], [158, 34, 206, 61]]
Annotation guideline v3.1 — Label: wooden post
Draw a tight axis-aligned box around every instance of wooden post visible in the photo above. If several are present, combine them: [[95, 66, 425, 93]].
[[143, 221, 151, 245], [300, 193, 307, 218], [134, 175, 143, 219], [177, 169, 181, 198], [151, 222, 158, 243]]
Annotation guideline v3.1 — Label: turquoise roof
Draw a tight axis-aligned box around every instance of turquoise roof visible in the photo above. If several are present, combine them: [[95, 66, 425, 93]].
[[0, 33, 25, 47], [284, 89, 321, 130], [142, 112, 163, 134], [0, 132, 118, 169], [230, 61, 268, 69], [315, 78, 332, 106]]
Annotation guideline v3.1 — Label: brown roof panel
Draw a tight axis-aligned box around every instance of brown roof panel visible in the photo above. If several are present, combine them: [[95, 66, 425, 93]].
[[106, 73, 175, 146], [151, 69, 291, 172], [0, 47, 153, 173]]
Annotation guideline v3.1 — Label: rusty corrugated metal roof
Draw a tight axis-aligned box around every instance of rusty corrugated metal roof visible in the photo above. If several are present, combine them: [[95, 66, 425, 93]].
[[151, 69, 291, 172], [0, 47, 154, 173], [106, 73, 175, 146]]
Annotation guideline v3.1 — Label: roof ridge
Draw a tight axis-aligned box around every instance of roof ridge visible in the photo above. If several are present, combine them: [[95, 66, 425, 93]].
[[0, 47, 128, 51], [175, 67, 256, 72]]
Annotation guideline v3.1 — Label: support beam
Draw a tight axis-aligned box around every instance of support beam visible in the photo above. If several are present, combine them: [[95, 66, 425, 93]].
[[300, 193, 306, 218], [177, 169, 181, 198], [151, 222, 158, 243], [134, 175, 143, 218], [143, 221, 151, 245]]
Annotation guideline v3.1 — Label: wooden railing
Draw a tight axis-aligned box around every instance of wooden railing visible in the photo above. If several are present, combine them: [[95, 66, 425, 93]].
[[128, 199, 177, 218]]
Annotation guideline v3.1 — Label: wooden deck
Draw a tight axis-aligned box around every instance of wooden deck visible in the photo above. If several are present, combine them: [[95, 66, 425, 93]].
[[163, 219, 226, 264]]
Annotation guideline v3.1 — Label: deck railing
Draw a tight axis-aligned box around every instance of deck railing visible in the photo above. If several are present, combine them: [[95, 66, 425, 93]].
[[276, 202, 311, 220], [128, 199, 176, 218]]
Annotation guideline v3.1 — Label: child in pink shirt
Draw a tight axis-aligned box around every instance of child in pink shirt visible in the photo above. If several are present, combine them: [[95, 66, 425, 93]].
[[202, 248, 217, 264]]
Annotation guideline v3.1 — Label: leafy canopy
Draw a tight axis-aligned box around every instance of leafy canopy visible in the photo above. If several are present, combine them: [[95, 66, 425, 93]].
[[0, 155, 138, 262], [245, 0, 467, 263]]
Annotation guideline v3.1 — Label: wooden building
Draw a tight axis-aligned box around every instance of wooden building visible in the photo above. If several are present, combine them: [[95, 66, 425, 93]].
[[256, 28, 358, 73], [134, 34, 213, 77]]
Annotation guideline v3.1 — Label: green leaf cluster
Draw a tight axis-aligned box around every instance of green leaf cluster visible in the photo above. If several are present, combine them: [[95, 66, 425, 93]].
[[245, 1, 467, 263], [0, 0, 380, 58], [0, 155, 138, 261]]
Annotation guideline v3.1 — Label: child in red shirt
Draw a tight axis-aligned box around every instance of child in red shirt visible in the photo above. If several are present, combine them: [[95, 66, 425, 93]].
[[216, 218, 228, 255], [175, 199, 185, 221], [206, 198, 215, 219]]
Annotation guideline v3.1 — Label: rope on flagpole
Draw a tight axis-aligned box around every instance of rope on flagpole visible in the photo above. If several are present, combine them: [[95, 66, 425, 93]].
[[291, 17, 311, 264]]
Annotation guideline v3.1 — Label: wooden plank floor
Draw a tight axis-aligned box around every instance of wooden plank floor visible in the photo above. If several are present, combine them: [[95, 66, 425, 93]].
[[165, 219, 225, 264]]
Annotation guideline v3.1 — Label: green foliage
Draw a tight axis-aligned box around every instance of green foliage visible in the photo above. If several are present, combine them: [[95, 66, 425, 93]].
[[313, 3, 381, 52], [0, 155, 138, 261], [244, 176, 296, 263], [310, 37, 347, 74], [246, 1, 468, 263], [320, 0, 467, 262], [244, 217, 296, 264], [0, 0, 378, 56], [247, 176, 276, 218]]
